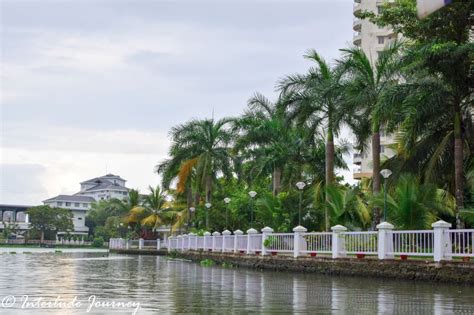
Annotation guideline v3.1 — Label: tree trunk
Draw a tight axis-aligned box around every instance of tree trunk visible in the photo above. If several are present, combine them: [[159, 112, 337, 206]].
[[454, 109, 464, 229], [326, 136, 335, 185], [205, 174, 212, 229], [186, 184, 193, 232], [372, 131, 381, 227], [272, 168, 282, 196]]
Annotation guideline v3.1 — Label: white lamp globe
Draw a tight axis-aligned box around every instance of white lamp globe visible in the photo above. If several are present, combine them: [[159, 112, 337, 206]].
[[248, 191, 257, 198], [296, 181, 306, 190]]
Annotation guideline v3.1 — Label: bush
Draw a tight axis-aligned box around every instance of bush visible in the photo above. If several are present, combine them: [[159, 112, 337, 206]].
[[92, 237, 104, 248]]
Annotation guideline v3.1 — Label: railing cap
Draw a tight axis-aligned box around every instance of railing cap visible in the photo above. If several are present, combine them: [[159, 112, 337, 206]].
[[177, 235, 182, 238], [203, 232, 211, 236], [432, 220, 452, 229], [246, 228, 258, 234], [376, 222, 394, 230], [331, 225, 348, 232], [188, 232, 195, 236], [212, 231, 221, 236], [234, 229, 244, 235], [222, 230, 232, 235], [292, 225, 308, 233], [261, 226, 274, 233]]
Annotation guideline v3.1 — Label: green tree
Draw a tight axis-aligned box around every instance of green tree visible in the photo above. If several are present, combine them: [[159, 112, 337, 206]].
[[339, 41, 402, 226], [27, 205, 73, 243]]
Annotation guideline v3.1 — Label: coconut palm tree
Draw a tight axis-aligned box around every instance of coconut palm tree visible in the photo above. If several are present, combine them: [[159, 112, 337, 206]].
[[157, 118, 234, 229], [126, 186, 176, 234], [325, 184, 371, 229], [339, 41, 402, 225]]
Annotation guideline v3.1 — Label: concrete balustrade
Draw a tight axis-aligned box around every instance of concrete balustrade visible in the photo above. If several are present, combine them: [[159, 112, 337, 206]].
[[109, 220, 473, 263]]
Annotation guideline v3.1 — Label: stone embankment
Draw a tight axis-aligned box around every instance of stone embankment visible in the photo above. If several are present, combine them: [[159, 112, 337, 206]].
[[110, 249, 474, 284]]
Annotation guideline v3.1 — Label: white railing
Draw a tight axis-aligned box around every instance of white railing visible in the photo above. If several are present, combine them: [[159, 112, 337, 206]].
[[343, 231, 378, 255], [109, 220, 474, 262], [447, 230, 474, 258], [390, 230, 434, 257], [265, 233, 294, 253], [301, 232, 332, 254]]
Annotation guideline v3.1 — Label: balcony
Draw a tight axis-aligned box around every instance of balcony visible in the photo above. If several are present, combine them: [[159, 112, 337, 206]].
[[353, 153, 362, 165], [353, 3, 362, 15], [353, 19, 362, 31], [353, 32, 362, 46]]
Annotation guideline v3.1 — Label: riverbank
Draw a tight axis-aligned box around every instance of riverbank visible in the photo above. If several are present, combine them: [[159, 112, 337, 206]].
[[110, 249, 474, 284], [0, 247, 109, 254]]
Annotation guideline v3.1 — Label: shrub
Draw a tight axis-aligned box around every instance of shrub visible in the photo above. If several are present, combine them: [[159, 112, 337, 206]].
[[92, 237, 104, 248]]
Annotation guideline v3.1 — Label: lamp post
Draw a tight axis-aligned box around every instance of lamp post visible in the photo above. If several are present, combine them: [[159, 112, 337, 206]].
[[248, 191, 257, 227], [205, 203, 212, 230], [380, 169, 392, 222], [188, 207, 195, 231], [224, 197, 231, 229], [296, 181, 306, 226]]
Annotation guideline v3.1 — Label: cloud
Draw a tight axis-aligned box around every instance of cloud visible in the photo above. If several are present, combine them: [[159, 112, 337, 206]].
[[0, 163, 48, 205]]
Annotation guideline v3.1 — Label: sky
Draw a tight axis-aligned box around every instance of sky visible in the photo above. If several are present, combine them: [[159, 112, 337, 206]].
[[0, 0, 355, 205]]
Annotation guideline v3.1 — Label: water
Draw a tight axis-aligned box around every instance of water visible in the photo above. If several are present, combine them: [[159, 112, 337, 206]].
[[0, 251, 473, 314]]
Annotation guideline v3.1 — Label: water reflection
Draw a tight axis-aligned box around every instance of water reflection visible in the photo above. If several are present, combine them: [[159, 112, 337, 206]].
[[0, 253, 472, 314]]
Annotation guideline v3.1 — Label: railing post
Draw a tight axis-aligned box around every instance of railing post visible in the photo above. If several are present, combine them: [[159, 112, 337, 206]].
[[204, 232, 211, 251], [293, 225, 307, 258], [109, 239, 113, 249], [246, 228, 258, 254], [157, 239, 161, 250], [168, 236, 173, 252], [261, 227, 274, 256], [139, 238, 144, 250], [331, 225, 347, 259], [376, 222, 394, 260], [212, 232, 220, 252], [432, 220, 452, 262], [222, 230, 231, 252], [187, 233, 194, 251], [234, 230, 243, 253], [126, 239, 130, 250], [119, 238, 125, 249]]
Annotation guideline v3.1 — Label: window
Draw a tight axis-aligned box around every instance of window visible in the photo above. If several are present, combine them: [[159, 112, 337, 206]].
[[377, 51, 383, 58], [74, 203, 80, 207], [377, 6, 384, 14], [377, 36, 385, 44], [65, 202, 71, 206], [57, 202, 63, 206], [83, 203, 88, 207], [78, 217, 83, 220], [380, 145, 385, 153]]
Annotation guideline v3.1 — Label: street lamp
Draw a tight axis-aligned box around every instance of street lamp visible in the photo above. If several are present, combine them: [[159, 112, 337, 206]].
[[205, 203, 212, 229], [296, 181, 306, 226], [380, 169, 392, 222], [188, 207, 195, 231], [248, 191, 257, 227], [224, 197, 231, 229]]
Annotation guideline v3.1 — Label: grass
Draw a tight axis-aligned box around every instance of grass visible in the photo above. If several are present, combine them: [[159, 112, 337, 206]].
[[200, 259, 215, 267]]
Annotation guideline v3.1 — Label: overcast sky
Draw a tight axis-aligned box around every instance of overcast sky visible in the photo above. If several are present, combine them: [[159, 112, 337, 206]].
[[1, 0, 354, 205]]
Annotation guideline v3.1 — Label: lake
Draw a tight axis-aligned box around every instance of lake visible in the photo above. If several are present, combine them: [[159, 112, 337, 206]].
[[0, 251, 473, 314]]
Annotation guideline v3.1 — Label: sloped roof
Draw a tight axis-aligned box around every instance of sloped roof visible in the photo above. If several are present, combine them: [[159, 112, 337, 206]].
[[43, 195, 95, 203], [83, 182, 129, 192], [80, 174, 126, 184]]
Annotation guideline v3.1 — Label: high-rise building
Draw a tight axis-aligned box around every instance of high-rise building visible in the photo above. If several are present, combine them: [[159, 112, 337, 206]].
[[352, 0, 398, 180]]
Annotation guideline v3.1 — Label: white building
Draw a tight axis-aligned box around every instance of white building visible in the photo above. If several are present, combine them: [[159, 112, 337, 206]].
[[43, 174, 129, 235], [352, 0, 397, 180]]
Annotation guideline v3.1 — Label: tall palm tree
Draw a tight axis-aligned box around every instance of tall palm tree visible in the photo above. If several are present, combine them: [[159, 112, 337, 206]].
[[339, 42, 402, 225], [279, 50, 347, 187], [158, 118, 234, 228], [234, 92, 298, 196]]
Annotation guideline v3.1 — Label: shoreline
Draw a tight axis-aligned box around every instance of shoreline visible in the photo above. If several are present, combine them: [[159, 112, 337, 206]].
[[110, 249, 474, 285]]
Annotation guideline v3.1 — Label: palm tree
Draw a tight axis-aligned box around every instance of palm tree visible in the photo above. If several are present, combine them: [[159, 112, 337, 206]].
[[279, 50, 347, 187], [234, 92, 298, 196], [325, 184, 371, 229], [158, 118, 234, 228], [339, 42, 402, 225], [126, 186, 175, 234], [371, 174, 453, 230]]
